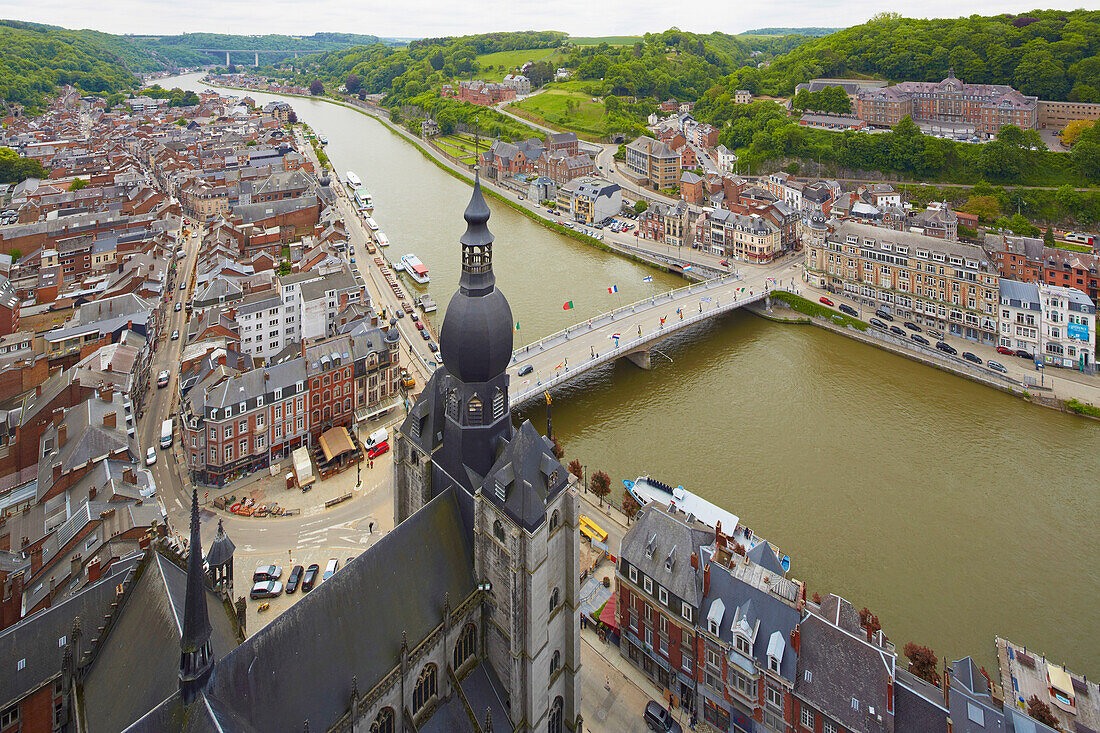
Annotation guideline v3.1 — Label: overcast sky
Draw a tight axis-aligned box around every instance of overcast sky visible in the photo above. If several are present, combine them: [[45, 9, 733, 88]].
[[0, 0, 1086, 38]]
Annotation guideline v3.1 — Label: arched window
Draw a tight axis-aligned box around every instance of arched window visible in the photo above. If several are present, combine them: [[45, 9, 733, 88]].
[[413, 664, 438, 713], [493, 519, 506, 543], [323, 407, 331, 421], [323, 389, 330, 402], [467, 395, 482, 426], [334, 401, 341, 415], [312, 410, 320, 424], [446, 390, 459, 421], [453, 623, 477, 670], [333, 383, 341, 397], [548, 696, 563, 733], [550, 650, 561, 677], [549, 587, 560, 614], [550, 510, 560, 532], [344, 398, 351, 412], [369, 708, 395, 733]]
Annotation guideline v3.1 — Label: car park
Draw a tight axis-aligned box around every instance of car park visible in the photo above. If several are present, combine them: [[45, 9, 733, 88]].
[[145, 447, 157, 466], [1015, 349, 1034, 359], [903, 321, 920, 332], [819, 297, 834, 307], [869, 318, 887, 329], [285, 565, 304, 593], [838, 304, 858, 316], [643, 701, 682, 733], [988, 360, 1008, 373], [171, 329, 179, 340], [250, 580, 283, 599], [889, 326, 906, 337], [910, 334, 930, 345], [996, 346, 1014, 356], [323, 558, 339, 582], [518, 364, 533, 376], [874, 309, 894, 321], [157, 370, 170, 388], [962, 352, 982, 364], [936, 341, 958, 355], [253, 565, 283, 582], [367, 440, 389, 459], [302, 564, 320, 592]]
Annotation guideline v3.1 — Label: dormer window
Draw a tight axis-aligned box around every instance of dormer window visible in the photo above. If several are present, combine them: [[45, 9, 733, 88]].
[[736, 635, 751, 655], [709, 619, 720, 635], [664, 545, 676, 572]]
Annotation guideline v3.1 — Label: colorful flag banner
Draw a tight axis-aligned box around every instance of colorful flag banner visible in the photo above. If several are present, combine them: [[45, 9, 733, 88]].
[[562, 301, 574, 310], [608, 285, 618, 294], [660, 316, 667, 325], [701, 296, 712, 303], [515, 321, 520, 330], [555, 362, 564, 370], [610, 333, 621, 339], [642, 276, 653, 282], [683, 265, 693, 272]]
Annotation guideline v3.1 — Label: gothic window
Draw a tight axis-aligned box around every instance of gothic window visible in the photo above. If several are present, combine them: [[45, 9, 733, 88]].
[[453, 623, 477, 670], [467, 395, 483, 426], [550, 650, 561, 677], [492, 389, 505, 420], [369, 708, 395, 733], [550, 587, 560, 614], [493, 519, 506, 543], [550, 510, 560, 532], [446, 390, 459, 421], [548, 696, 564, 733], [413, 664, 437, 713]]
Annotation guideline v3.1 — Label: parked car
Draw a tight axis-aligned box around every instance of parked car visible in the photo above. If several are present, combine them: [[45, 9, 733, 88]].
[[323, 558, 339, 582], [819, 297, 834, 307], [518, 364, 533, 376], [180, 282, 186, 291], [874, 309, 894, 321], [250, 580, 283, 599], [1014, 349, 1034, 360], [910, 334, 930, 346], [145, 447, 157, 466], [410, 313, 419, 322], [869, 318, 887, 329], [962, 352, 983, 364], [420, 329, 431, 340], [285, 565, 304, 593], [988, 360, 1008, 373], [927, 329, 944, 340], [395, 309, 404, 318], [427, 342, 438, 353], [175, 302, 182, 312], [936, 341, 958, 355], [171, 329, 180, 340], [889, 325, 906, 337], [903, 321, 921, 332], [302, 564, 320, 592], [367, 441, 389, 459], [643, 701, 682, 733], [253, 565, 283, 582], [157, 370, 170, 388], [415, 321, 425, 331], [838, 304, 858, 317], [996, 346, 1015, 356]]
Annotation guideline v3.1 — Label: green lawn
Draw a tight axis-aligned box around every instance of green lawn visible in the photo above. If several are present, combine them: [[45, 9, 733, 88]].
[[509, 89, 608, 139], [568, 35, 641, 46], [471, 48, 566, 81], [433, 133, 492, 164]]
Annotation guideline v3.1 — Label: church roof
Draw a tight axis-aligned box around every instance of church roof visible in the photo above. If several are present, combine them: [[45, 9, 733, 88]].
[[482, 420, 568, 532]]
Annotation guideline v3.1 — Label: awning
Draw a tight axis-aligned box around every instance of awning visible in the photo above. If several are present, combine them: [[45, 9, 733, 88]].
[[318, 427, 356, 462], [599, 591, 619, 632], [1047, 663, 1075, 698], [356, 398, 401, 423]]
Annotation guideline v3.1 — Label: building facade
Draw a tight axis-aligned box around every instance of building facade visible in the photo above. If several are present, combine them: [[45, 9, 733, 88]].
[[998, 279, 1095, 371], [626, 136, 682, 190]]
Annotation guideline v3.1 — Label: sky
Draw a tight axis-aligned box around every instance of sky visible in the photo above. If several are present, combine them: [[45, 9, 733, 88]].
[[0, 0, 1087, 38]]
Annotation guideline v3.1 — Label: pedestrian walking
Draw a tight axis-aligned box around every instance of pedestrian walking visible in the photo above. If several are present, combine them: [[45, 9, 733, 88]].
[[604, 675, 611, 691], [370, 460, 374, 469], [368, 521, 374, 533]]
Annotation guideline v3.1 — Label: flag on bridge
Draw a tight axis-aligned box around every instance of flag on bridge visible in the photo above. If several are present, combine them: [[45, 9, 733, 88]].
[[514, 321, 520, 331], [608, 285, 618, 294], [683, 266, 693, 272], [563, 301, 574, 310], [610, 333, 621, 339], [737, 287, 746, 293], [660, 315, 667, 325], [642, 276, 653, 282], [701, 296, 712, 303], [555, 361, 564, 370]]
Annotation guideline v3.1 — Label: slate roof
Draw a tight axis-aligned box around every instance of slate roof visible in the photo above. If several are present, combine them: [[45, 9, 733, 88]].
[[620, 505, 710, 608], [745, 540, 786, 576], [948, 656, 1006, 733], [482, 420, 568, 532], [895, 668, 949, 733]]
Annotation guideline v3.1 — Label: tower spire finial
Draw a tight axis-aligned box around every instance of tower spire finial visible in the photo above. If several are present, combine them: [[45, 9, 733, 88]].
[[180, 488, 214, 703], [458, 169, 495, 294]]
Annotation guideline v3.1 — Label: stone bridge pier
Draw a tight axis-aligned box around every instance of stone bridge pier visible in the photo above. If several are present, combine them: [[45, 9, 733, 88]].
[[624, 348, 652, 370]]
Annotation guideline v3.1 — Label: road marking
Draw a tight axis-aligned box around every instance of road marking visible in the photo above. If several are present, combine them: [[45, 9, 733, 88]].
[[175, 498, 182, 509]]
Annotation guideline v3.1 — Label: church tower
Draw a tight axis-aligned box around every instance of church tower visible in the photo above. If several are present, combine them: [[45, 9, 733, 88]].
[[179, 489, 214, 704]]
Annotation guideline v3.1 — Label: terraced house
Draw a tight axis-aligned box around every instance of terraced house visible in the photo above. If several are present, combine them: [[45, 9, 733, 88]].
[[805, 217, 999, 344]]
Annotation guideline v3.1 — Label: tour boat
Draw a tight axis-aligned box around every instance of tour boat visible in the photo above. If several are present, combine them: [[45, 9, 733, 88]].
[[364, 216, 380, 232], [625, 476, 792, 573], [400, 254, 429, 285], [353, 186, 374, 211], [417, 294, 437, 313], [375, 231, 389, 247], [345, 171, 361, 188]]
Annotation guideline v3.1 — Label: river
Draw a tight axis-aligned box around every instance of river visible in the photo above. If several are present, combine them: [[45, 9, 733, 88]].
[[161, 73, 1100, 676]]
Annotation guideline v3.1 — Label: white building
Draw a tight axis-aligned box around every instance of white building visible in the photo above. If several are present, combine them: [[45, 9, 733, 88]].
[[236, 292, 292, 362], [502, 74, 531, 95], [998, 279, 1095, 371], [714, 144, 738, 172]]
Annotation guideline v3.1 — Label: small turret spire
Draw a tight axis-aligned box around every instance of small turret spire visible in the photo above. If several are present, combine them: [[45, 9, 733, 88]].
[[180, 489, 214, 703], [458, 169, 495, 295]]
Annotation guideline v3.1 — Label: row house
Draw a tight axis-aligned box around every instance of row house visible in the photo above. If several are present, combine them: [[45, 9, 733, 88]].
[[998, 279, 1095, 371], [984, 232, 1100, 307], [481, 139, 545, 179], [640, 201, 695, 248], [442, 80, 517, 106], [805, 218, 999, 343], [539, 152, 595, 186], [555, 177, 621, 225], [710, 210, 782, 263], [546, 131, 579, 157]]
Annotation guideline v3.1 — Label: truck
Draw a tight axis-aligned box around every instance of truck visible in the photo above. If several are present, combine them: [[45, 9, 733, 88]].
[[365, 428, 388, 449], [160, 419, 173, 449], [400, 368, 415, 390]]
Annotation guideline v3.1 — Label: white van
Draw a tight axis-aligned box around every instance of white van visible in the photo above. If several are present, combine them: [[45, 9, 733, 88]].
[[365, 428, 388, 449]]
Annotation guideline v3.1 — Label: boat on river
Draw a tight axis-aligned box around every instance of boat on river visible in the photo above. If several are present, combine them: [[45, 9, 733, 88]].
[[364, 216, 380, 232], [375, 231, 389, 247], [417, 295, 437, 313], [345, 171, 360, 189], [401, 254, 429, 285], [624, 476, 790, 572], [353, 186, 374, 211]]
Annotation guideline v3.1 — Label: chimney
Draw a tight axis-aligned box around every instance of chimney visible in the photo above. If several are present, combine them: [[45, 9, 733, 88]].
[[943, 661, 951, 706], [703, 562, 711, 597], [59, 423, 68, 445], [87, 557, 102, 583], [89, 486, 97, 500], [52, 408, 64, 427], [217, 354, 226, 367], [791, 623, 801, 655], [36, 384, 42, 398], [690, 552, 698, 570], [103, 411, 116, 428], [70, 554, 82, 578], [123, 466, 135, 483], [887, 676, 894, 714], [101, 385, 114, 403]]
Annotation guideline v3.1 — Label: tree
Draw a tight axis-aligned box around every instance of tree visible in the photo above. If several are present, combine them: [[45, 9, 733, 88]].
[[1026, 696, 1060, 729], [549, 435, 565, 460], [1044, 226, 1055, 246], [9, 249, 21, 263], [633, 200, 648, 214], [287, 110, 298, 124], [1060, 119, 1094, 147], [811, 592, 822, 604], [345, 74, 362, 94], [567, 459, 583, 483], [903, 643, 940, 686], [962, 195, 1000, 222], [309, 80, 325, 96], [68, 178, 87, 191], [227, 64, 238, 74], [622, 491, 641, 520], [858, 607, 882, 639], [589, 470, 611, 507]]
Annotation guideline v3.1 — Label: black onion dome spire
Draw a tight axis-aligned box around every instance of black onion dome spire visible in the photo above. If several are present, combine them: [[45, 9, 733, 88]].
[[180, 488, 214, 703], [439, 171, 514, 384]]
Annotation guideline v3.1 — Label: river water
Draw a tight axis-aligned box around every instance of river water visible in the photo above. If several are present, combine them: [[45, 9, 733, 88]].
[[163, 74, 1099, 675]]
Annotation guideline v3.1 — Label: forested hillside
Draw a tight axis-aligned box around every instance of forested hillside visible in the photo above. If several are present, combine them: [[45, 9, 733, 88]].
[[719, 10, 1100, 101], [739, 28, 841, 37]]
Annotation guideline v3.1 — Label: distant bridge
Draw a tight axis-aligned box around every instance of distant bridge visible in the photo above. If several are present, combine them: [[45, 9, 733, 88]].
[[195, 49, 326, 66], [507, 271, 781, 406]]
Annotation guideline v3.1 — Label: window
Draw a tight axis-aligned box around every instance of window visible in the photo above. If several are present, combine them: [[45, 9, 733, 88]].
[[550, 587, 561, 614], [549, 510, 560, 532], [736, 635, 751, 655], [767, 686, 783, 710], [224, 426, 233, 439], [824, 721, 838, 733], [412, 664, 437, 714], [453, 623, 476, 670], [682, 603, 693, 622], [769, 654, 780, 673], [467, 395, 483, 425], [628, 566, 638, 584], [209, 427, 216, 440], [548, 696, 564, 733], [643, 577, 652, 594], [1, 704, 18, 728], [658, 587, 668, 606], [550, 650, 561, 676], [493, 520, 506, 543], [706, 648, 721, 669], [58, 635, 67, 647], [225, 447, 233, 461]]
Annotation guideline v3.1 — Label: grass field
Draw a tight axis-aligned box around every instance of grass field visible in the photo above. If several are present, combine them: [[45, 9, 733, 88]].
[[433, 133, 492, 164], [568, 35, 641, 46], [509, 88, 608, 139], [471, 48, 566, 81]]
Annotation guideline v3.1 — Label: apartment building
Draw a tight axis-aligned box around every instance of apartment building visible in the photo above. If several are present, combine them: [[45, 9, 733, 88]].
[[236, 291, 293, 362], [805, 218, 999, 343], [556, 177, 621, 225], [710, 210, 782, 264], [998, 279, 1095, 371], [626, 136, 682, 190]]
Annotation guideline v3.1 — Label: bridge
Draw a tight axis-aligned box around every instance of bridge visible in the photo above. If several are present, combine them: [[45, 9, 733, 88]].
[[195, 49, 325, 66], [506, 260, 801, 406]]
